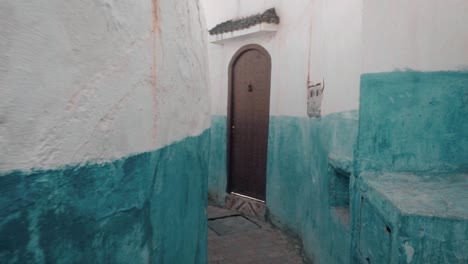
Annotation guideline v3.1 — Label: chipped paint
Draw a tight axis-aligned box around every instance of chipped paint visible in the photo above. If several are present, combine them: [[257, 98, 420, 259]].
[[0, 132, 210, 263], [404, 242, 414, 263], [357, 71, 468, 174], [351, 71, 468, 264]]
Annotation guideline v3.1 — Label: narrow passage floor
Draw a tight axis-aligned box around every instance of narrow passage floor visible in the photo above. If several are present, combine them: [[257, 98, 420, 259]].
[[207, 205, 307, 264]]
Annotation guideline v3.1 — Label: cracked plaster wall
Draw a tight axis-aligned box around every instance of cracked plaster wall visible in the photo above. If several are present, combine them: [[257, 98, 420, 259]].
[[0, 0, 210, 173], [0, 0, 210, 263]]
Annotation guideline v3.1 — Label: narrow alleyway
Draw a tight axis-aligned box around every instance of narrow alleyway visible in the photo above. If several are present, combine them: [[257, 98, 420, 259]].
[[207, 206, 307, 264]]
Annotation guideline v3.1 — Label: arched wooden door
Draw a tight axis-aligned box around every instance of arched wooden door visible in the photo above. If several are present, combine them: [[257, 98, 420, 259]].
[[227, 44, 271, 201]]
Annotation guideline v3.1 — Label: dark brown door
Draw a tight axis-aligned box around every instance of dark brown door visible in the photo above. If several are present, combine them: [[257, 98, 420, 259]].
[[228, 44, 271, 201]]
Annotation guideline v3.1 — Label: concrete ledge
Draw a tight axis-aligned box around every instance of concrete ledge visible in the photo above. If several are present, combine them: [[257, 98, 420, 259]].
[[361, 172, 468, 219], [355, 172, 468, 263]]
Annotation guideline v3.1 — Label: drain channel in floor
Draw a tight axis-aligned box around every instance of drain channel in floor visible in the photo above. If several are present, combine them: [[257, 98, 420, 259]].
[[208, 215, 260, 236]]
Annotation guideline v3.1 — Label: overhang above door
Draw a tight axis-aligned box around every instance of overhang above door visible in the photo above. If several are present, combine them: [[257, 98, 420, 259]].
[[209, 23, 278, 44], [208, 8, 279, 45]]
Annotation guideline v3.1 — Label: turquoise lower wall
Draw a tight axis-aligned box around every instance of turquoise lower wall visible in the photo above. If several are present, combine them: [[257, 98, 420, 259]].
[[207, 111, 359, 264], [206, 71, 468, 264], [350, 173, 468, 264], [267, 112, 358, 264], [351, 71, 468, 264], [357, 71, 468, 174], [208, 116, 227, 205], [0, 131, 209, 264]]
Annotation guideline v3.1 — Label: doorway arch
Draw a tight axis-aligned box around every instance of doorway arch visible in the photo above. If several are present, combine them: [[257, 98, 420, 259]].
[[226, 44, 272, 201]]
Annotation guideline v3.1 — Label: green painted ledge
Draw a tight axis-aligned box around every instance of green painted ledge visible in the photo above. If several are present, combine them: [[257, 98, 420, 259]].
[[357, 71, 468, 174], [0, 130, 210, 264], [351, 71, 468, 264]]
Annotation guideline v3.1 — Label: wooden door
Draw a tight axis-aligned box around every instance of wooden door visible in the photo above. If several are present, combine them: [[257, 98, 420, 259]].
[[227, 44, 271, 201]]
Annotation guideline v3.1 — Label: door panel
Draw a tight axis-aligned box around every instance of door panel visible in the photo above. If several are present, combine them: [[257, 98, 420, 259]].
[[229, 46, 271, 201]]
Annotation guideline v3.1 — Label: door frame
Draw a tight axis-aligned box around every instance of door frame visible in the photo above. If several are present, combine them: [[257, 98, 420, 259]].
[[226, 44, 272, 200]]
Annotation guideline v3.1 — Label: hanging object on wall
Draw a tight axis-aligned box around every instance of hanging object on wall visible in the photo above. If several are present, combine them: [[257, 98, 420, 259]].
[[305, 23, 325, 118], [307, 77, 325, 118], [305, 36, 325, 118]]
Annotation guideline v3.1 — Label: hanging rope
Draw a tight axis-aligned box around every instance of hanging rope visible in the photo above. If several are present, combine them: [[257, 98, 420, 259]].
[[307, 23, 312, 85]]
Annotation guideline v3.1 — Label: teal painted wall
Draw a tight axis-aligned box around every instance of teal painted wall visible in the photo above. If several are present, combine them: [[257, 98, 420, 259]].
[[0, 131, 209, 264], [207, 112, 359, 264], [267, 112, 359, 264], [351, 172, 468, 264], [357, 71, 468, 174], [208, 116, 227, 205], [352, 71, 468, 264], [206, 71, 468, 264]]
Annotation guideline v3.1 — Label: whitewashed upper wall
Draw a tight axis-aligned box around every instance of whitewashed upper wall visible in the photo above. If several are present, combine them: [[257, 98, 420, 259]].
[[362, 0, 468, 73], [0, 0, 210, 172], [202, 0, 362, 117]]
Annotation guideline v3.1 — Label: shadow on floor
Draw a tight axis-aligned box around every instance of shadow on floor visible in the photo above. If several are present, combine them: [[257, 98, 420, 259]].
[[207, 205, 308, 264]]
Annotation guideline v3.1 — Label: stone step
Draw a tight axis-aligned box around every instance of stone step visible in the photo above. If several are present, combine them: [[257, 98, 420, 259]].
[[224, 193, 266, 219]]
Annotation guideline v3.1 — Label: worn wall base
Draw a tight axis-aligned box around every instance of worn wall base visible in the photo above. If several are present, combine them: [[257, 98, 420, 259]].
[[208, 111, 359, 263], [0, 131, 210, 264], [266, 112, 358, 264]]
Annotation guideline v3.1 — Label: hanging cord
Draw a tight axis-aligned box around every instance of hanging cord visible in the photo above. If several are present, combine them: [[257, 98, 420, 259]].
[[307, 23, 312, 86], [306, 25, 325, 91]]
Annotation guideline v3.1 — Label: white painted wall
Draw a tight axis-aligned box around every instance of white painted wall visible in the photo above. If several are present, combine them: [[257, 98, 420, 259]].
[[0, 0, 210, 172], [202, 0, 362, 117], [362, 0, 468, 73]]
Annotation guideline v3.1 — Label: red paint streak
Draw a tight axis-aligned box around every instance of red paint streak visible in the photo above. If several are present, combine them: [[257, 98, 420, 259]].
[[151, 0, 160, 144], [151, 0, 159, 87]]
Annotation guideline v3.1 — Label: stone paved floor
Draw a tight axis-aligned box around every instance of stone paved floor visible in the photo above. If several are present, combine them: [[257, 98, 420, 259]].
[[208, 205, 307, 264]]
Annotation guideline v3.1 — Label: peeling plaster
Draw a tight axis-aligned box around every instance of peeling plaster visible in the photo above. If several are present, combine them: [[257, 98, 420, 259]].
[[404, 241, 414, 263]]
